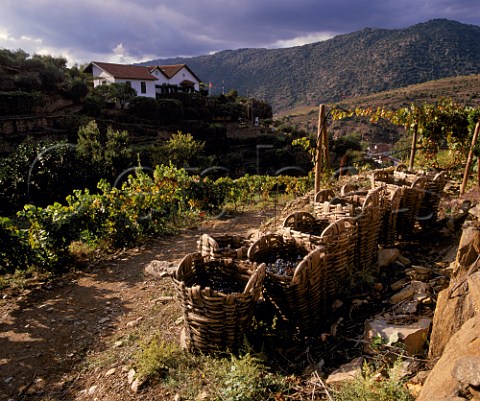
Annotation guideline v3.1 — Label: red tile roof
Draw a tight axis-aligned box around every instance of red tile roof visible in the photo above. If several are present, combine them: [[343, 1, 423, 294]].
[[86, 62, 157, 80], [157, 64, 185, 79]]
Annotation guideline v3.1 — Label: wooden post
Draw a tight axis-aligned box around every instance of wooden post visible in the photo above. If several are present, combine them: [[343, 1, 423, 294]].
[[315, 105, 325, 195], [408, 123, 418, 172], [321, 110, 330, 171], [460, 121, 480, 195], [477, 156, 480, 188]]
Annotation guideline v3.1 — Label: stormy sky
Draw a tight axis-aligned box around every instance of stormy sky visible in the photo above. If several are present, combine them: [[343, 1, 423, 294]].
[[0, 0, 479, 66]]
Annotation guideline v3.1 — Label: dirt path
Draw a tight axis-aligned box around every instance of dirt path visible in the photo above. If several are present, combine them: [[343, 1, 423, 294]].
[[0, 211, 271, 401]]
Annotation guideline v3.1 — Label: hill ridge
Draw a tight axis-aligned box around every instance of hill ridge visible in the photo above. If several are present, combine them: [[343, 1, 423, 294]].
[[142, 19, 480, 112]]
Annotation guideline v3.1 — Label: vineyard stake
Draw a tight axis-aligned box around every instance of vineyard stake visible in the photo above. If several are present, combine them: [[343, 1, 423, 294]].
[[460, 121, 480, 195]]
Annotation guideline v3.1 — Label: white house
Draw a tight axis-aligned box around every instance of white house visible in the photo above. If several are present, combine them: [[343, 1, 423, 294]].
[[83, 62, 202, 98], [149, 64, 202, 93], [83, 61, 158, 98]]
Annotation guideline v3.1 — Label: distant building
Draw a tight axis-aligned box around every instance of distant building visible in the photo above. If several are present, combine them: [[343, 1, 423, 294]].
[[83, 62, 158, 98], [148, 64, 202, 94], [83, 61, 202, 98]]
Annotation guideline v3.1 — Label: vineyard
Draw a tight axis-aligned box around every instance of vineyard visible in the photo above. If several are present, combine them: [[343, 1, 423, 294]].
[[1, 99, 480, 400]]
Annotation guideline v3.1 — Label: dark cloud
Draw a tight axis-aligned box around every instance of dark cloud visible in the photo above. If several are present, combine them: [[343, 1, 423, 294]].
[[0, 0, 479, 64]]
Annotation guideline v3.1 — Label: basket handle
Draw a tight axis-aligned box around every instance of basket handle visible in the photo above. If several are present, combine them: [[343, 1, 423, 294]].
[[244, 263, 266, 293]]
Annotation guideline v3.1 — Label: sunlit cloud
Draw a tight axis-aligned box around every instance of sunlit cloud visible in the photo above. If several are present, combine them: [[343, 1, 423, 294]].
[[273, 32, 335, 48]]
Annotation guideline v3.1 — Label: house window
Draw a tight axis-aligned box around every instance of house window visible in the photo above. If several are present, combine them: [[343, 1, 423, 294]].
[[126, 81, 132, 88], [141, 81, 146, 94]]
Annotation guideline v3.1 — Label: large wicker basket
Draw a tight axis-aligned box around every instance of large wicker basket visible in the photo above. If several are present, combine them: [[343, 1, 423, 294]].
[[197, 233, 250, 259], [319, 217, 358, 300], [247, 234, 328, 334], [313, 189, 336, 216], [417, 171, 448, 230], [280, 211, 331, 246], [370, 168, 426, 240], [172, 253, 265, 353], [314, 189, 382, 270], [377, 185, 403, 247]]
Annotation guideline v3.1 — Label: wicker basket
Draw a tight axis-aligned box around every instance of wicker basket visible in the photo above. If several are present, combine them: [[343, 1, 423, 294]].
[[377, 185, 403, 247], [396, 177, 426, 239], [313, 189, 336, 216], [247, 234, 328, 334], [319, 217, 358, 300], [371, 169, 426, 240], [417, 171, 448, 230], [172, 253, 265, 353], [197, 233, 250, 259], [280, 211, 331, 246], [314, 189, 382, 270]]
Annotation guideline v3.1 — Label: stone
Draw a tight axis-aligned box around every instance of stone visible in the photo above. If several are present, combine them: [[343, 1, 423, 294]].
[[417, 316, 480, 401], [105, 367, 116, 376], [389, 285, 415, 304], [364, 317, 431, 355], [126, 317, 143, 328], [397, 254, 412, 267], [152, 296, 174, 303], [131, 378, 145, 393], [406, 382, 423, 399], [429, 271, 480, 359], [378, 248, 400, 268], [391, 278, 408, 292], [411, 281, 429, 301], [326, 357, 363, 386], [332, 299, 344, 310], [451, 356, 480, 387], [144, 260, 176, 278], [454, 222, 480, 272], [393, 301, 418, 315], [405, 267, 431, 281], [468, 205, 480, 220], [127, 368, 136, 385]]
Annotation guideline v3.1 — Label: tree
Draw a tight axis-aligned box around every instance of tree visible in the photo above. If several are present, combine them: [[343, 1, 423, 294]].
[[104, 126, 132, 177], [88, 83, 137, 109], [77, 120, 103, 168], [163, 131, 207, 168], [110, 83, 137, 109]]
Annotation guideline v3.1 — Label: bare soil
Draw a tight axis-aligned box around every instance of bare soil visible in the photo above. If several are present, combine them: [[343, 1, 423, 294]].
[[0, 211, 270, 401]]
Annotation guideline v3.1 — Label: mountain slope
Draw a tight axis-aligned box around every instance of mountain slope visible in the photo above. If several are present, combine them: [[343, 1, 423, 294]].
[[144, 19, 480, 112]]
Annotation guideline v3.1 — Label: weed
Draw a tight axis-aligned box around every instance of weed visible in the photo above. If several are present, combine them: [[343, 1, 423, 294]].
[[135, 337, 183, 380], [332, 360, 414, 401], [132, 336, 291, 400], [217, 352, 289, 401]]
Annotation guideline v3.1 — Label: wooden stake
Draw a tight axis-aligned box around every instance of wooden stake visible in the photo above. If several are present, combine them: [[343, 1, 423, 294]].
[[315, 105, 325, 194], [408, 123, 418, 171], [460, 121, 480, 195], [321, 110, 330, 170], [477, 156, 480, 188]]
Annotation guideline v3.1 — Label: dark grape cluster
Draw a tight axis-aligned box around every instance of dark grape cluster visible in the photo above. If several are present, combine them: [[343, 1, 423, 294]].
[[266, 258, 299, 276]]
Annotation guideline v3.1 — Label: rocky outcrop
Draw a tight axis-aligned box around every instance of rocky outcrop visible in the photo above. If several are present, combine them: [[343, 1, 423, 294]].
[[428, 221, 480, 358], [418, 219, 480, 400], [417, 316, 480, 401]]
